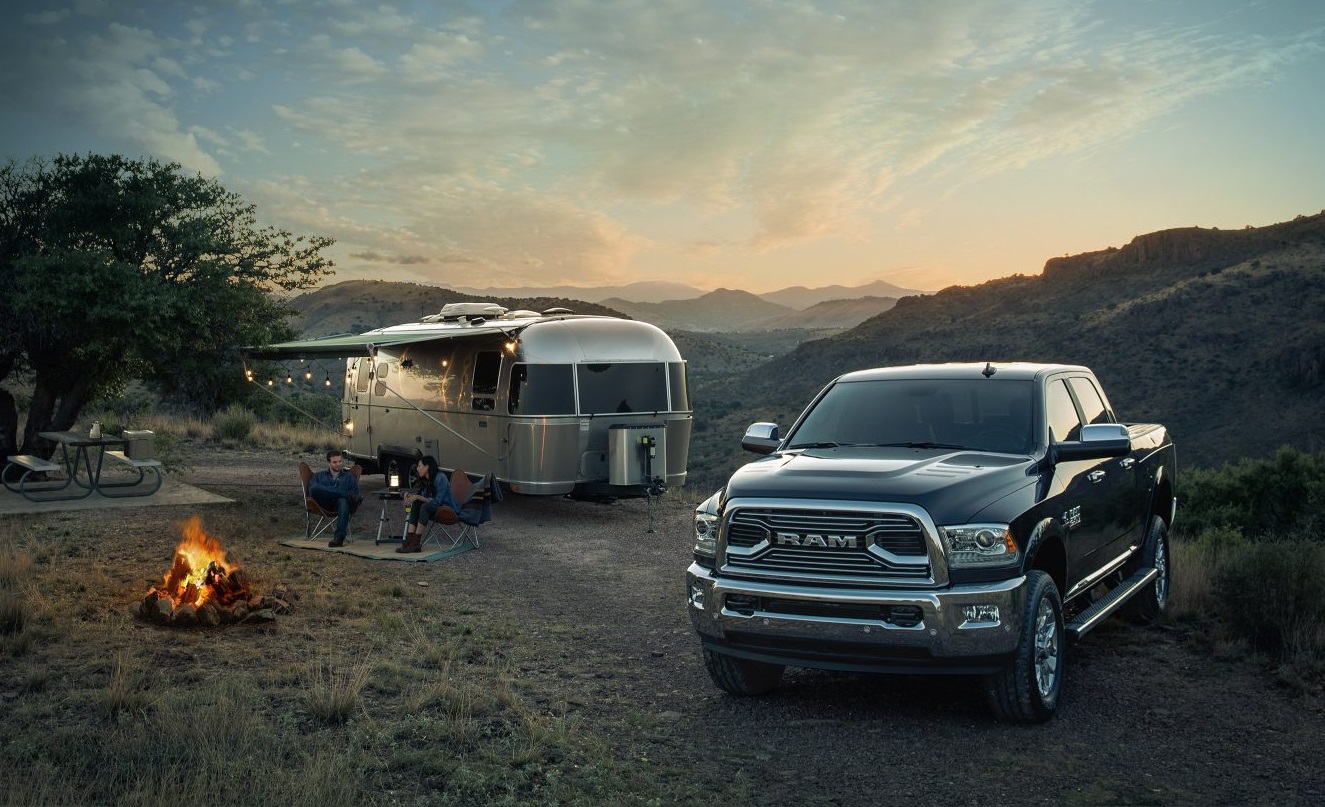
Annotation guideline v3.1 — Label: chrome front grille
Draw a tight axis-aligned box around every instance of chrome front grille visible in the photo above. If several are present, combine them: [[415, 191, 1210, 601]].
[[722, 507, 932, 583]]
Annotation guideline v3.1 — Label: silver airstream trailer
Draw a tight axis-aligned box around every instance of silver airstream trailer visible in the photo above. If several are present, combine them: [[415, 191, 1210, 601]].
[[249, 303, 691, 498]]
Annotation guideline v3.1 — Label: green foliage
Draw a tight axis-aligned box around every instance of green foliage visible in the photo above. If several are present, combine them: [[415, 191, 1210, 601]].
[[212, 404, 256, 442], [244, 384, 342, 429], [1212, 540, 1325, 658], [1177, 446, 1325, 540], [0, 153, 335, 456]]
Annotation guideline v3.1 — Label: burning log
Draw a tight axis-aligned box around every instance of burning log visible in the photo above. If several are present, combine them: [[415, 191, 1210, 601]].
[[138, 516, 290, 627]]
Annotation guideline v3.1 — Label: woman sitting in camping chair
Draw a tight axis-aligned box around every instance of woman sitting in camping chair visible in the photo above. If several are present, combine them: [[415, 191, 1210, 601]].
[[398, 455, 458, 554]]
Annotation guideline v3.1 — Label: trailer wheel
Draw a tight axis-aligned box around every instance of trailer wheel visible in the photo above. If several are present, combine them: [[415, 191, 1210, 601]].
[[985, 570, 1064, 723], [702, 648, 784, 696]]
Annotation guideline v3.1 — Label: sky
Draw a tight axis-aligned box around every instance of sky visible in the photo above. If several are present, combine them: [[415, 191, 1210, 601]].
[[1, 0, 1323, 295]]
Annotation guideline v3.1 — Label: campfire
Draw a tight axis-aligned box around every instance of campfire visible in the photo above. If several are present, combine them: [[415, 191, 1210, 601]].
[[138, 516, 292, 627]]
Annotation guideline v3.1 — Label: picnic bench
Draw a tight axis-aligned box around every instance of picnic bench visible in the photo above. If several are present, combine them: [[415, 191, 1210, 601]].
[[3, 453, 85, 500], [98, 450, 164, 497], [4, 431, 164, 502]]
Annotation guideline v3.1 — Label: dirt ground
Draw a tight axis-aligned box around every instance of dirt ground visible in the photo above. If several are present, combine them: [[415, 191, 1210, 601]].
[[10, 444, 1325, 805]]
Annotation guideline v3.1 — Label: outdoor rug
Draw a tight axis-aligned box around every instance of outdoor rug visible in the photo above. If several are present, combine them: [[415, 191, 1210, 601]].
[[279, 536, 475, 562]]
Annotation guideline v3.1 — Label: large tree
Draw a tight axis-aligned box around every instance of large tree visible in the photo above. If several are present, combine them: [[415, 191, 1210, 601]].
[[0, 154, 334, 458]]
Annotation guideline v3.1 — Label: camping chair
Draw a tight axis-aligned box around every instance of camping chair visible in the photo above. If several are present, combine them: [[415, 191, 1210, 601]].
[[421, 469, 501, 551], [298, 461, 363, 541]]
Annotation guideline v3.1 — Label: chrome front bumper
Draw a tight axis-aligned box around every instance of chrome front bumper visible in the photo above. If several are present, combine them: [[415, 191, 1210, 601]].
[[687, 563, 1027, 670]]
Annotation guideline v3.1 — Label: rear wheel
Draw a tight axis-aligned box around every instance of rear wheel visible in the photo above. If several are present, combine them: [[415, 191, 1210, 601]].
[[985, 570, 1064, 723], [702, 648, 784, 696], [1123, 515, 1170, 623]]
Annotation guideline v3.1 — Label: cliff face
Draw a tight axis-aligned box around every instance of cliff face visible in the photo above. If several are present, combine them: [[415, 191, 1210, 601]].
[[696, 211, 1325, 471], [1043, 212, 1325, 281]]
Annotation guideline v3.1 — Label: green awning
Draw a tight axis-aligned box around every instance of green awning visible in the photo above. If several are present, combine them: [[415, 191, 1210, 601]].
[[245, 333, 428, 360]]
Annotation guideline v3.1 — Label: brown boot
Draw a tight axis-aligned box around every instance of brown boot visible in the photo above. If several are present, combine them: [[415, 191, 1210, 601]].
[[396, 533, 422, 553]]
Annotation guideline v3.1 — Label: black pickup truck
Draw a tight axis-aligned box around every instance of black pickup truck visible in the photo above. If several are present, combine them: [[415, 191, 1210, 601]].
[[686, 362, 1176, 722]]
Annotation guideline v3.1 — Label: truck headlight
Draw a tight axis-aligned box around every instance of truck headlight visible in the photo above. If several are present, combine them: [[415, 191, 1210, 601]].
[[940, 523, 1019, 568], [693, 492, 721, 559], [694, 511, 718, 558]]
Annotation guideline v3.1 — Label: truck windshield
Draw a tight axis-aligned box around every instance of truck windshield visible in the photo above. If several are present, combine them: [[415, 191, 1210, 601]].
[[577, 362, 671, 414], [787, 378, 1035, 454]]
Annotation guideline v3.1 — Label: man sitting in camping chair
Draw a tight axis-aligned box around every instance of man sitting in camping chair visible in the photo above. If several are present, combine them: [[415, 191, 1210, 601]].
[[306, 449, 363, 547]]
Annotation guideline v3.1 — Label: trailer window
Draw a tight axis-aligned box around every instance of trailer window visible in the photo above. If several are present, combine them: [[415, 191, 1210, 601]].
[[508, 364, 576, 415], [355, 359, 371, 393], [576, 363, 669, 414], [668, 362, 690, 410], [472, 351, 501, 395]]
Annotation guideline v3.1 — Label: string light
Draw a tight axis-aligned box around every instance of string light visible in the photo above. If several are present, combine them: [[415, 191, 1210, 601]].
[[285, 371, 293, 384], [325, 375, 332, 387]]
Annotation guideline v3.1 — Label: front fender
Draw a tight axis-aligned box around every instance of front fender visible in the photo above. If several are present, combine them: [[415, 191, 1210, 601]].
[[1022, 518, 1066, 596]]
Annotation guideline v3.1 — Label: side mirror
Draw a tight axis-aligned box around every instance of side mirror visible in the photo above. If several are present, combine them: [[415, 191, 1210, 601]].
[[741, 422, 781, 455], [1053, 423, 1131, 462]]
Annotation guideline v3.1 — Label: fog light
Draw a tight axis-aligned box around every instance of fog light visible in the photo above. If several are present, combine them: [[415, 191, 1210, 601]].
[[689, 583, 705, 609], [961, 604, 1000, 625]]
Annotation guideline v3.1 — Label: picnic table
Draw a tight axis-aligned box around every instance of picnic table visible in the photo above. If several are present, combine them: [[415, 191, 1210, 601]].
[[2, 430, 162, 501]]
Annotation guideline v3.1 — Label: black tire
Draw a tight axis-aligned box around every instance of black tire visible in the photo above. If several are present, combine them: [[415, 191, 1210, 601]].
[[702, 648, 784, 696], [1123, 515, 1170, 624], [985, 570, 1064, 724]]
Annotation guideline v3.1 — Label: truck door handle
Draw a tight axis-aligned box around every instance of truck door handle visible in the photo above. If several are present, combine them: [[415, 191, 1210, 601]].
[[1120, 457, 1136, 469], [1088, 470, 1106, 483]]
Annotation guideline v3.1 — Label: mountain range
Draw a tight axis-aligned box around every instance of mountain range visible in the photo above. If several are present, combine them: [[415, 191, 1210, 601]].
[[447, 278, 929, 307], [291, 282, 903, 336]]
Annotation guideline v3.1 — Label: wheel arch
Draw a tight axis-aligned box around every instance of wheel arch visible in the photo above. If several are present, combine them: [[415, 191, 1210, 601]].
[[1149, 466, 1176, 529], [1023, 518, 1067, 596]]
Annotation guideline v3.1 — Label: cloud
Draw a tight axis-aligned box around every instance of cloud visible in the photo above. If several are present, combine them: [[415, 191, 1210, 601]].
[[0, 17, 222, 174], [2, 0, 1317, 290]]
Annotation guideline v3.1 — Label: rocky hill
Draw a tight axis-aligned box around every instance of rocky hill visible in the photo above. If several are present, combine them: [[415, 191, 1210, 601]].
[[600, 288, 794, 332], [286, 281, 626, 337], [685, 212, 1325, 486], [749, 295, 898, 330]]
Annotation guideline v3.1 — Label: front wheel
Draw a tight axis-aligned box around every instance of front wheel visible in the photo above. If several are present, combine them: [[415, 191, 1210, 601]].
[[985, 570, 1064, 723], [702, 648, 784, 696]]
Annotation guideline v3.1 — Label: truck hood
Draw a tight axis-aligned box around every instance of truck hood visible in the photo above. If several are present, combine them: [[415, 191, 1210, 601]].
[[724, 447, 1038, 524]]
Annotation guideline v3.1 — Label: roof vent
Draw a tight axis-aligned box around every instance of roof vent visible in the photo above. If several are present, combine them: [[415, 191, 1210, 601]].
[[422, 302, 508, 322]]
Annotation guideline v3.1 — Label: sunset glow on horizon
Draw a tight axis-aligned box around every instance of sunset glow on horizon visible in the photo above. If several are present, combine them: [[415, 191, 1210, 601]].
[[2, 0, 1322, 295]]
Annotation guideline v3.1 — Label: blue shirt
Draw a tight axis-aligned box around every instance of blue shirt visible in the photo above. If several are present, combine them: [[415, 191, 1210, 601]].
[[310, 468, 359, 499], [418, 472, 459, 511]]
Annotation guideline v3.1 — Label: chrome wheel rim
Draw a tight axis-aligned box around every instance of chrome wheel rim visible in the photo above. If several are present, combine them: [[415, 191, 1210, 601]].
[[1033, 596, 1060, 700]]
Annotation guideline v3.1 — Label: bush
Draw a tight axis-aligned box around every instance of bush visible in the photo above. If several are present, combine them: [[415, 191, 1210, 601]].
[[212, 405, 256, 443], [1177, 446, 1325, 540], [1212, 539, 1325, 659]]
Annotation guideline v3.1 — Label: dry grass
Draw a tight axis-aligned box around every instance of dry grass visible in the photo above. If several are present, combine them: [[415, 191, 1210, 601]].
[[1170, 532, 1325, 696], [0, 457, 717, 807]]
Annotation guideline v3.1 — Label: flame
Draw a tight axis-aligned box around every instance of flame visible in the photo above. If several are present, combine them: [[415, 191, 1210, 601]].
[[151, 515, 243, 609]]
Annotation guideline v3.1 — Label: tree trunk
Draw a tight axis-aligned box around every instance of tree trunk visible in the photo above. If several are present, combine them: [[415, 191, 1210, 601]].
[[0, 386, 17, 459], [19, 372, 91, 458]]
